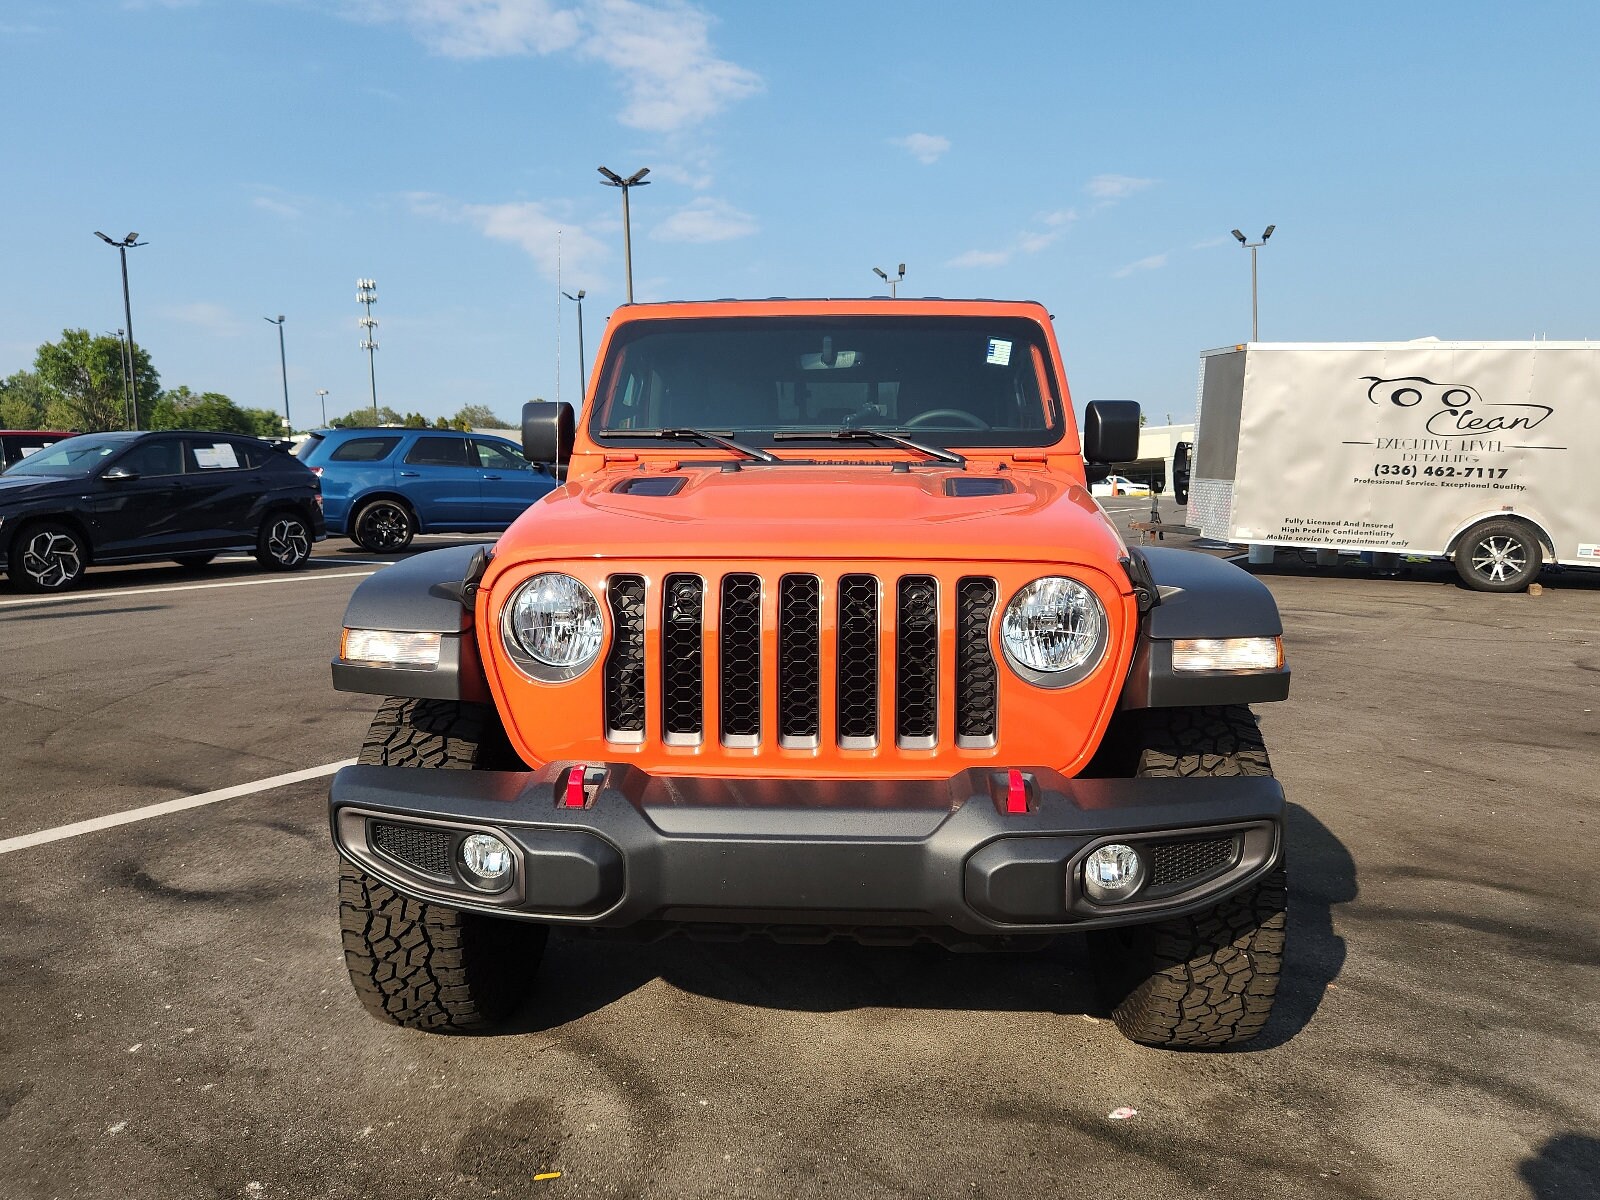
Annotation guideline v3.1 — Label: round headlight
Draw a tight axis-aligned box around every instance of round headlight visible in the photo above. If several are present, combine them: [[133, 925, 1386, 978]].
[[1000, 576, 1106, 681], [506, 573, 603, 672]]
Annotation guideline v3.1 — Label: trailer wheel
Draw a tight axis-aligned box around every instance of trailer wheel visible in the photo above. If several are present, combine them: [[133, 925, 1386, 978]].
[[1454, 518, 1542, 592], [1087, 705, 1285, 1048]]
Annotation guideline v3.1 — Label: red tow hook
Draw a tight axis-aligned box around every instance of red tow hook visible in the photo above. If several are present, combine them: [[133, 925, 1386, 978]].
[[563, 766, 587, 808], [1005, 768, 1029, 814], [559, 765, 605, 809]]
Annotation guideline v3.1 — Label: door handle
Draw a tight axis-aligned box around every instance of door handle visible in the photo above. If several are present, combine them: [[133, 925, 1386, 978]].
[[484, 474, 502, 480], [398, 471, 420, 477]]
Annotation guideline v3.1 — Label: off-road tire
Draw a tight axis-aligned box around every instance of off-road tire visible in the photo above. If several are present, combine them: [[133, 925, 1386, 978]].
[[1089, 705, 1286, 1048], [255, 510, 313, 570], [1453, 517, 1542, 593], [351, 498, 415, 553], [8, 520, 88, 593], [340, 697, 542, 1031]]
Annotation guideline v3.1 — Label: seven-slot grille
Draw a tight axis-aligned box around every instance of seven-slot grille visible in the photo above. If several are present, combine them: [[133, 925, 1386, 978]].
[[602, 571, 1001, 752]]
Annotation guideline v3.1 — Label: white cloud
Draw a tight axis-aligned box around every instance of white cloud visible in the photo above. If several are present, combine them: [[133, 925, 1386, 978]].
[[1039, 208, 1078, 227], [892, 133, 950, 165], [1113, 253, 1169, 279], [1016, 230, 1061, 254], [1191, 234, 1231, 249], [1085, 174, 1155, 201], [349, 0, 760, 133], [652, 196, 757, 243], [252, 195, 303, 219], [409, 193, 609, 280], [160, 302, 247, 337], [946, 248, 1012, 269]]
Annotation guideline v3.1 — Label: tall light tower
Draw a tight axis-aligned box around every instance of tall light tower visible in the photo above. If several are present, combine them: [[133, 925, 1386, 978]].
[[597, 166, 650, 302], [357, 278, 379, 422], [264, 315, 289, 433], [562, 288, 587, 402], [1229, 225, 1275, 342], [115, 329, 130, 427], [316, 388, 329, 427], [872, 262, 906, 298], [94, 231, 147, 428]]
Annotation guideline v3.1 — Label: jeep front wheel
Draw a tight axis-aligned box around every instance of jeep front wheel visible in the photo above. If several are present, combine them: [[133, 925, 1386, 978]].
[[1088, 705, 1287, 1048], [339, 697, 544, 1031]]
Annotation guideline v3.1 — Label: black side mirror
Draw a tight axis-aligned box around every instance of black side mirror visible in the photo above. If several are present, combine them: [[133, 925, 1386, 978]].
[[1172, 440, 1191, 506], [1083, 400, 1141, 467], [103, 466, 140, 482], [522, 401, 574, 469]]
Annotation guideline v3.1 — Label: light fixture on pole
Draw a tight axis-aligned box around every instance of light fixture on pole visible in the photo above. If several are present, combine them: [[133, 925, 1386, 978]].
[[597, 166, 650, 303], [357, 279, 379, 422], [1230, 225, 1275, 342], [316, 388, 329, 427], [872, 263, 906, 299], [94, 231, 147, 428], [264, 315, 290, 433], [562, 288, 587, 401]]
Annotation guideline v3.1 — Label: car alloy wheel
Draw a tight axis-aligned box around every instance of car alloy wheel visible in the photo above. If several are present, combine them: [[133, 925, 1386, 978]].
[[20, 528, 85, 590], [265, 517, 311, 566], [356, 502, 413, 551], [1469, 534, 1527, 585]]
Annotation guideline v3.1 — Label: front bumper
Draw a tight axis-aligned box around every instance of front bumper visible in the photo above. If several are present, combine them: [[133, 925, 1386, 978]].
[[330, 765, 1284, 937]]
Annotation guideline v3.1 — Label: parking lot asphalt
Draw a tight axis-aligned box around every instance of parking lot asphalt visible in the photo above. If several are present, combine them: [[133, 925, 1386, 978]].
[[2, 533, 1597, 1199]]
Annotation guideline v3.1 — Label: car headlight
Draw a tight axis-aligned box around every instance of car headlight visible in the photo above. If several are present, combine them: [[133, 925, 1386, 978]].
[[1000, 576, 1107, 686], [503, 572, 603, 680]]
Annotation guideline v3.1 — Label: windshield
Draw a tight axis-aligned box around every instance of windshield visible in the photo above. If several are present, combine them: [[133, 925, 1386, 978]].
[[591, 316, 1064, 450], [2, 434, 130, 478]]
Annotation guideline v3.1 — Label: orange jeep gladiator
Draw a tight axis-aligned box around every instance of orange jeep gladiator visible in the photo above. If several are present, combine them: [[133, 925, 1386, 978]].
[[328, 299, 1291, 1048]]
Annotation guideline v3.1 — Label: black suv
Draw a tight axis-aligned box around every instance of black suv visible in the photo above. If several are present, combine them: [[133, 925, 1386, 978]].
[[0, 430, 325, 592]]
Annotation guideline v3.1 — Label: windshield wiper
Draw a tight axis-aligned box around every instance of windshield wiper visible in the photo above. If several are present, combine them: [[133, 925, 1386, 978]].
[[602, 428, 781, 464], [771, 427, 966, 467]]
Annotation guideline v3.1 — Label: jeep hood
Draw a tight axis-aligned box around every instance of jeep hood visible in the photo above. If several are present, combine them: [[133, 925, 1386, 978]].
[[493, 465, 1129, 571]]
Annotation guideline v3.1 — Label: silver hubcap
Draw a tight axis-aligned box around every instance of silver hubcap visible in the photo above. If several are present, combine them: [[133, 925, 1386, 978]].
[[267, 518, 309, 564], [1470, 535, 1527, 583], [21, 531, 82, 588]]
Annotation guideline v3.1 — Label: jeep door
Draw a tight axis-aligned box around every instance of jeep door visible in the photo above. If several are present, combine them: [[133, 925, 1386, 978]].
[[397, 434, 480, 528], [88, 436, 192, 556], [472, 436, 553, 526]]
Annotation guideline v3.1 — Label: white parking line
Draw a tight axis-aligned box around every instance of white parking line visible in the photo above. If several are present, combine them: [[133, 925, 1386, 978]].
[[0, 760, 357, 856], [0, 569, 379, 610]]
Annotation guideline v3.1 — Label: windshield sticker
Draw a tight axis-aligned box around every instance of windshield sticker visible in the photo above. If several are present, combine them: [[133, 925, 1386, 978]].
[[194, 443, 239, 469], [986, 338, 1012, 366]]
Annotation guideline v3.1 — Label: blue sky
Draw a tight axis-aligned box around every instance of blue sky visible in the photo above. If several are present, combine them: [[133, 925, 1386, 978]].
[[3, 1, 1597, 429]]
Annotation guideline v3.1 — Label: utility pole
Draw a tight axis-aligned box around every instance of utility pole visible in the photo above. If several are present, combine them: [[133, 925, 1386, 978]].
[[563, 288, 587, 402], [94, 231, 147, 428], [598, 166, 650, 302], [872, 263, 906, 298], [357, 279, 379, 422], [1229, 226, 1276, 341], [316, 388, 328, 426], [265, 315, 289, 433], [115, 329, 130, 427]]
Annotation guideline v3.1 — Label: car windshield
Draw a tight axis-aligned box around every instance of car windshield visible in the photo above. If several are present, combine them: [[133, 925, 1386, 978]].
[[591, 315, 1064, 451], [1, 434, 130, 477]]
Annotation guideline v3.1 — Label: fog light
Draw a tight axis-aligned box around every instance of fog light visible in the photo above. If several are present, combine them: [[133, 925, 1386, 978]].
[[1083, 843, 1145, 903], [460, 833, 513, 889]]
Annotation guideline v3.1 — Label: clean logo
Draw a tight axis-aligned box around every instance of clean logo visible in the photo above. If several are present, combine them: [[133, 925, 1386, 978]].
[[1363, 375, 1552, 435]]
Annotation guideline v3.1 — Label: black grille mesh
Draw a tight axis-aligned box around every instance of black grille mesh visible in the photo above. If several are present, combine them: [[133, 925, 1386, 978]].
[[604, 575, 646, 736], [895, 576, 938, 744], [956, 577, 998, 741], [719, 573, 762, 741], [662, 574, 704, 739], [837, 574, 879, 744], [778, 575, 821, 742], [1149, 837, 1237, 888], [371, 822, 453, 878]]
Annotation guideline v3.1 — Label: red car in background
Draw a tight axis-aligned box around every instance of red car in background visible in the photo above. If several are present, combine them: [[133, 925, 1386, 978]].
[[0, 431, 74, 472]]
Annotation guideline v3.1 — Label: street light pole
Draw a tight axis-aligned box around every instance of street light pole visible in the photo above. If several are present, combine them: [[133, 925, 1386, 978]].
[[562, 289, 587, 401], [265, 315, 289, 433], [316, 388, 328, 427], [872, 262, 906, 298], [357, 279, 379, 422], [115, 328, 130, 427], [598, 166, 650, 302], [1229, 225, 1276, 341], [94, 231, 147, 428]]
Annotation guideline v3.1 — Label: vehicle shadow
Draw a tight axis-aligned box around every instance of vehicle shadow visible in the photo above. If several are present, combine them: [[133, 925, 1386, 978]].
[[1241, 553, 1600, 593], [1519, 1133, 1600, 1199], [504, 800, 1354, 1050]]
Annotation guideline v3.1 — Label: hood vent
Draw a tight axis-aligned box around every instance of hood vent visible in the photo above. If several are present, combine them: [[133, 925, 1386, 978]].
[[944, 477, 1014, 498], [614, 475, 687, 497]]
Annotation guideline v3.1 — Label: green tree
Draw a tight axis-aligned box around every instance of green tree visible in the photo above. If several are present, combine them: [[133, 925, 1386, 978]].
[[0, 370, 59, 429], [331, 405, 402, 428], [402, 411, 428, 428], [34, 329, 159, 432], [454, 403, 509, 428]]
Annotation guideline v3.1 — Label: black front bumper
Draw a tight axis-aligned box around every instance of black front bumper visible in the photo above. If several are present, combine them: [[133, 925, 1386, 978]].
[[329, 764, 1284, 936]]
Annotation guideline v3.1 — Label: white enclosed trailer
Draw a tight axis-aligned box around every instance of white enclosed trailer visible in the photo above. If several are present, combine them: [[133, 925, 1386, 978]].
[[1190, 340, 1600, 591]]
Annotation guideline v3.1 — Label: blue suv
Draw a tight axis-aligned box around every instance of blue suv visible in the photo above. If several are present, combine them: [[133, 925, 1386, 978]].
[[295, 428, 555, 551]]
